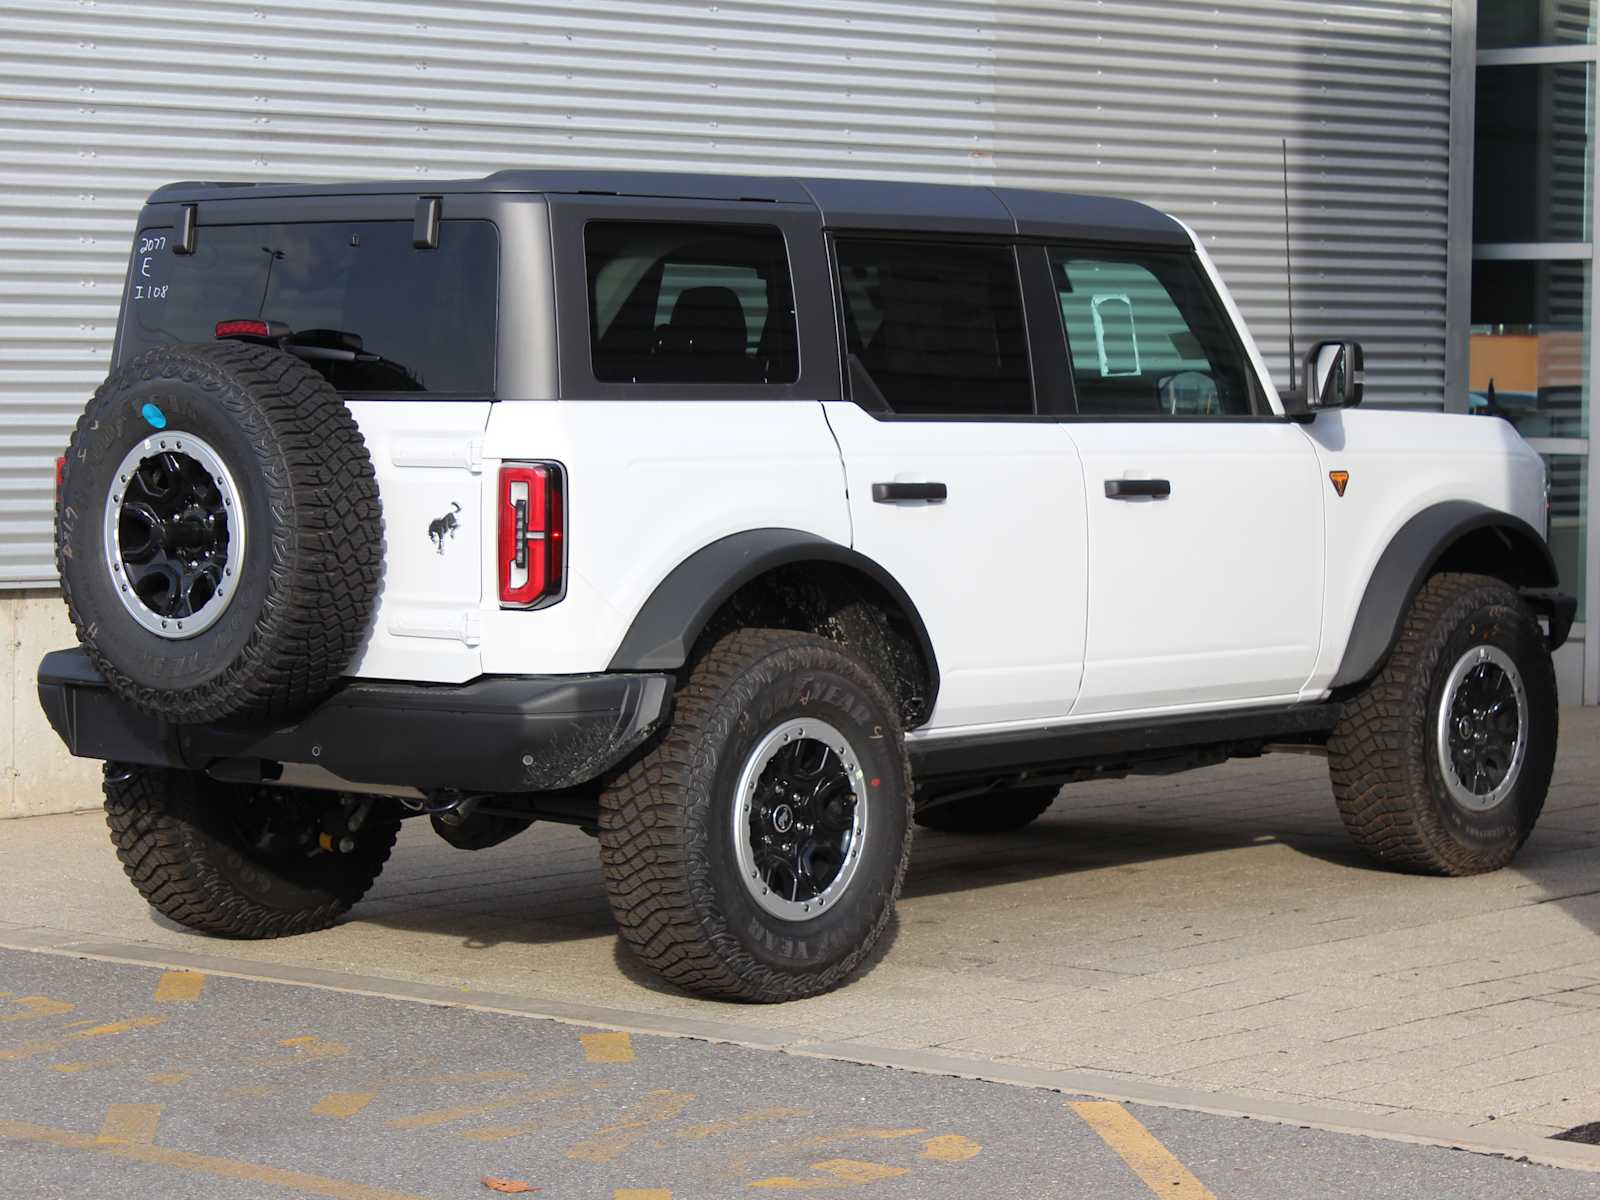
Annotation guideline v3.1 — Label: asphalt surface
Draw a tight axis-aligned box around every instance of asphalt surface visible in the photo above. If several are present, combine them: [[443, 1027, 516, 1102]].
[[1, 948, 1595, 1200]]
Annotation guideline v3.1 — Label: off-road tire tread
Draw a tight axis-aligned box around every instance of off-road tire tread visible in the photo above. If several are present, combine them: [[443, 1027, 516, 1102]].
[[59, 342, 381, 724], [102, 766, 398, 938], [598, 629, 912, 1002], [1328, 571, 1555, 876], [914, 786, 1058, 833]]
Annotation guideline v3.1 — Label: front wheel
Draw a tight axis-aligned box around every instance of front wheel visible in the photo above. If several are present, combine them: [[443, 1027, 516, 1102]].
[[1328, 572, 1557, 875], [103, 766, 400, 937], [598, 629, 912, 1002]]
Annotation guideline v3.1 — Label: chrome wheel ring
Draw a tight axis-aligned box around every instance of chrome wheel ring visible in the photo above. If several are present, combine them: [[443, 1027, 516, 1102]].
[[732, 717, 869, 923], [102, 432, 246, 640], [1436, 644, 1528, 812]]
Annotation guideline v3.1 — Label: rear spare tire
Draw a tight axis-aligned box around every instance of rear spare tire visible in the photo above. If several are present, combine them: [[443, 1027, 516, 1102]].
[[57, 342, 381, 724]]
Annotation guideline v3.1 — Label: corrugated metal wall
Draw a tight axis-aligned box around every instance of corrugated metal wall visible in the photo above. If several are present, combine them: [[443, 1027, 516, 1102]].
[[0, 0, 1456, 585]]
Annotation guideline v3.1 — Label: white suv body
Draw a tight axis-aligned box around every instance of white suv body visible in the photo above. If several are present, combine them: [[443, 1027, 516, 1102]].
[[40, 172, 1570, 1002]]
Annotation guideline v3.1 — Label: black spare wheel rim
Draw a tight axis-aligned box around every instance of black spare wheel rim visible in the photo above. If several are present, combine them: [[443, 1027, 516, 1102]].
[[733, 717, 868, 921], [103, 433, 245, 639], [1436, 644, 1528, 812], [58, 342, 382, 725]]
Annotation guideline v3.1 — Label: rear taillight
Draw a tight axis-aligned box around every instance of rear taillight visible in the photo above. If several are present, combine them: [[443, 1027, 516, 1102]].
[[498, 462, 564, 608], [215, 319, 272, 339]]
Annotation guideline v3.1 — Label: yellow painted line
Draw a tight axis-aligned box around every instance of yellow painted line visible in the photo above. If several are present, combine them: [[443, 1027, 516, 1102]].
[[663, 1106, 809, 1144], [1070, 1101, 1217, 1200], [0, 1015, 165, 1062], [921, 1133, 982, 1162], [719, 1128, 926, 1181], [750, 1159, 910, 1188], [277, 1035, 349, 1060], [313, 1092, 377, 1119], [567, 1090, 696, 1164], [616, 1191, 672, 1199], [388, 1082, 598, 1130], [97, 1104, 161, 1145], [460, 1102, 600, 1143], [0, 993, 74, 1022], [0, 1118, 428, 1200], [154, 971, 205, 1003], [148, 1071, 192, 1085], [581, 1030, 635, 1063], [49, 1058, 126, 1074]]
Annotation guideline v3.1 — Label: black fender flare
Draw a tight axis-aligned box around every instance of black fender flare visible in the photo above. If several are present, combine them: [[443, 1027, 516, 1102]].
[[1331, 501, 1565, 689], [607, 527, 940, 708]]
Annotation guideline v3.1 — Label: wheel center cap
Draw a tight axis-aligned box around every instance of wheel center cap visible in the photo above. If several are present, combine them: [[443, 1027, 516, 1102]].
[[772, 804, 794, 834]]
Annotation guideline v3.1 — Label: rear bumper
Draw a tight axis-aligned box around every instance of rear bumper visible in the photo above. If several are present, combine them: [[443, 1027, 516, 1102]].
[[37, 648, 673, 795]]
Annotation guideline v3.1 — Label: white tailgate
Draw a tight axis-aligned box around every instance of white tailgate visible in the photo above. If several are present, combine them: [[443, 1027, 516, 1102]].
[[344, 400, 492, 683]]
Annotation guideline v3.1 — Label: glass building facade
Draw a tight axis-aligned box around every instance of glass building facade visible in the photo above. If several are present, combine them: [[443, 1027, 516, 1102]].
[[1472, 0, 1598, 702]]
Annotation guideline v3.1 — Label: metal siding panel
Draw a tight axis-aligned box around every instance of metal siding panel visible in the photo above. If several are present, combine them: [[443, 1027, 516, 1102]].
[[0, 0, 1453, 584]]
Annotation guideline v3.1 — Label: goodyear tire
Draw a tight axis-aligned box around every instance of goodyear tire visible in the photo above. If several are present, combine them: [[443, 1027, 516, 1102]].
[[58, 343, 381, 724], [598, 629, 912, 1002], [103, 766, 400, 939], [914, 785, 1058, 833], [1328, 572, 1557, 875]]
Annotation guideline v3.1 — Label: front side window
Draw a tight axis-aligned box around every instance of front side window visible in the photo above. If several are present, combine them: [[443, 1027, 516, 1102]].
[[835, 239, 1032, 417], [1050, 249, 1257, 417], [586, 222, 797, 384]]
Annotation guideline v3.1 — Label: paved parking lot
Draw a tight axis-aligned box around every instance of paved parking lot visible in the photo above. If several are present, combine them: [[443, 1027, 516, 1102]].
[[4, 707, 1600, 1170], [4, 949, 1594, 1200]]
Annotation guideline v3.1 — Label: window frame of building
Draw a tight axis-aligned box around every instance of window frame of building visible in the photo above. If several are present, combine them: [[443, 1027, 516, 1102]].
[[1471, 5, 1600, 702]]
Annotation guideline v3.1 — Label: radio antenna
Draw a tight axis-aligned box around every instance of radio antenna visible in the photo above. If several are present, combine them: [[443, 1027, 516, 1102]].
[[1281, 138, 1297, 395]]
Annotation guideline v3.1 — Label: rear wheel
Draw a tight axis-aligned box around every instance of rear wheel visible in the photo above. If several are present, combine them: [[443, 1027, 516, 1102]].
[[914, 786, 1059, 833], [103, 766, 399, 938], [1328, 572, 1557, 875], [598, 629, 911, 1002]]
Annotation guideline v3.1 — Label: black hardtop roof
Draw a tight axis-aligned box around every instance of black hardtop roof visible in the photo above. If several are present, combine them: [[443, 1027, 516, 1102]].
[[146, 170, 1190, 246]]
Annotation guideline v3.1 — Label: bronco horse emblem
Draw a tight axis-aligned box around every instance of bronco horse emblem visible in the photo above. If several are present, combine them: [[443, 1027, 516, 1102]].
[[428, 502, 462, 554]]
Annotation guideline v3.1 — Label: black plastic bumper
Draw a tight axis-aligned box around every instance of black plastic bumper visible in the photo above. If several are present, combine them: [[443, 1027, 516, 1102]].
[[37, 648, 673, 795]]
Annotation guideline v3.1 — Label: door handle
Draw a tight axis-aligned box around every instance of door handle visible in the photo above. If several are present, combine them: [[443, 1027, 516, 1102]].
[[872, 481, 948, 504], [1104, 478, 1172, 500]]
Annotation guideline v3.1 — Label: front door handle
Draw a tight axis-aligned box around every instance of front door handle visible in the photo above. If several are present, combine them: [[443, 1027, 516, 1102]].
[[1104, 478, 1172, 500], [873, 481, 948, 504]]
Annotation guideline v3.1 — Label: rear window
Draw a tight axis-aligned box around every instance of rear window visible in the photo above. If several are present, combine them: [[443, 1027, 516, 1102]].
[[120, 220, 498, 395]]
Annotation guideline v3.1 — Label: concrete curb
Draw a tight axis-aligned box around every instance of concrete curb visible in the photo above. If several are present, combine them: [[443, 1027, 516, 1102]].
[[4, 922, 1599, 1175]]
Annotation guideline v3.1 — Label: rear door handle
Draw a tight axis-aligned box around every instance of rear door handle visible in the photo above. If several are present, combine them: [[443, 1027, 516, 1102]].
[[1104, 478, 1171, 500], [872, 481, 948, 504]]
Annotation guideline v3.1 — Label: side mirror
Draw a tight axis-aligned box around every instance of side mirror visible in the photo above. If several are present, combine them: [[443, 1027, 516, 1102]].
[[1306, 340, 1364, 410]]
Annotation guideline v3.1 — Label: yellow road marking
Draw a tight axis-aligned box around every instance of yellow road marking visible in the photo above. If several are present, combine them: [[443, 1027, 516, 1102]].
[[388, 1082, 599, 1130], [153, 971, 205, 1003], [662, 1106, 809, 1145], [97, 1104, 161, 1145], [921, 1133, 982, 1162], [313, 1092, 377, 1119], [50, 1058, 127, 1074], [277, 1035, 349, 1060], [0, 1118, 428, 1200], [1070, 1101, 1217, 1200], [567, 1090, 696, 1163], [750, 1159, 910, 1189], [581, 1031, 635, 1063], [148, 1071, 192, 1085], [719, 1128, 926, 1179], [616, 1191, 672, 1199], [0, 993, 74, 1023], [0, 1015, 165, 1062]]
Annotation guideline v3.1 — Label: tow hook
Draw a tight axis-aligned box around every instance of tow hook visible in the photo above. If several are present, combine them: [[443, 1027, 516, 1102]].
[[317, 796, 374, 854]]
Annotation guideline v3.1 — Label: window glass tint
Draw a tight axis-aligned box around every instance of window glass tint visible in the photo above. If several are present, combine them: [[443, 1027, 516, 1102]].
[[1050, 249, 1255, 417], [121, 220, 498, 394], [835, 239, 1032, 417], [586, 222, 797, 384]]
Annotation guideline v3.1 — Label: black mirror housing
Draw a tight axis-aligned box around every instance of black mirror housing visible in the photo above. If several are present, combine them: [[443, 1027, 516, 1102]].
[[1305, 340, 1364, 410]]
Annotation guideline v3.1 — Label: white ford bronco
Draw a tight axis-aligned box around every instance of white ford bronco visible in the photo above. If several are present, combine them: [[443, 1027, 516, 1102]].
[[41, 171, 1573, 1002]]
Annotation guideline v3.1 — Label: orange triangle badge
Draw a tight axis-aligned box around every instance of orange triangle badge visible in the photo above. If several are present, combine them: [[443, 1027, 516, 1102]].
[[1329, 470, 1350, 498]]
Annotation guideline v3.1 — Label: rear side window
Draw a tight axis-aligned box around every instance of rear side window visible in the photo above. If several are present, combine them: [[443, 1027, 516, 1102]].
[[121, 220, 498, 395], [1050, 249, 1257, 417], [586, 222, 798, 384], [835, 239, 1032, 417]]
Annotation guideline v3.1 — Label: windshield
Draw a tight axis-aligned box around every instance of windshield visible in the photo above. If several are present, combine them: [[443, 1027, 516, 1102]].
[[119, 219, 498, 395]]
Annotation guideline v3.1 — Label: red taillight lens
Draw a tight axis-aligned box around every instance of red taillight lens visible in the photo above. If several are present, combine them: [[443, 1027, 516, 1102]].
[[215, 319, 271, 339], [498, 462, 564, 607]]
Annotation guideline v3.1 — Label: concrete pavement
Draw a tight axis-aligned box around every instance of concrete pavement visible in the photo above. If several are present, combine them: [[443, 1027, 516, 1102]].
[[3, 707, 1599, 1162]]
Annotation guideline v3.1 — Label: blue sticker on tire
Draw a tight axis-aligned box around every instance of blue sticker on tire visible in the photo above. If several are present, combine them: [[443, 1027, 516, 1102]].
[[140, 403, 167, 430]]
